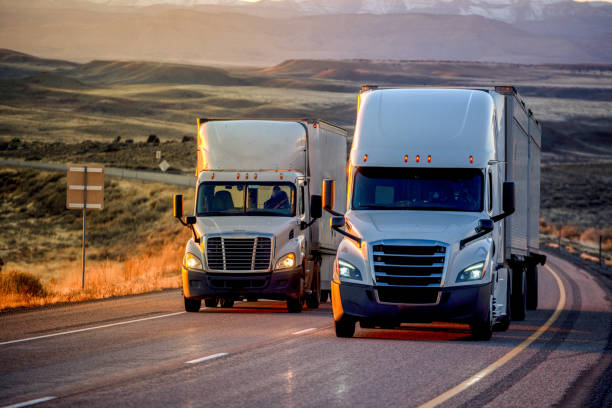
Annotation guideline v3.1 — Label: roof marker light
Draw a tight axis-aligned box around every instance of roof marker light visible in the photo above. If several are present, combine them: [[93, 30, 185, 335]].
[[363, 154, 368, 162], [254, 173, 258, 180], [211, 173, 215, 180], [404, 155, 408, 163], [416, 155, 420, 163], [427, 155, 431, 163], [236, 173, 240, 179], [469, 155, 474, 164], [280, 173, 284, 180], [313, 123, 318, 128], [245, 173, 249, 180]]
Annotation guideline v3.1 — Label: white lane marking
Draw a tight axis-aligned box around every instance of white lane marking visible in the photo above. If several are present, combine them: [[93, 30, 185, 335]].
[[292, 328, 316, 335], [1, 396, 57, 408], [419, 264, 566, 408], [0, 312, 186, 346], [186, 352, 228, 364]]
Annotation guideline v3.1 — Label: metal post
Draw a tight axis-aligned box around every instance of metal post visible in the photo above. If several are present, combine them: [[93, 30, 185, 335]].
[[82, 166, 87, 289]]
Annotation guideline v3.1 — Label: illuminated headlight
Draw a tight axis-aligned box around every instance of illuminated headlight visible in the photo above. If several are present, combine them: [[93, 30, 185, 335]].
[[183, 253, 203, 270], [456, 261, 486, 282], [338, 259, 362, 281], [275, 253, 296, 270]]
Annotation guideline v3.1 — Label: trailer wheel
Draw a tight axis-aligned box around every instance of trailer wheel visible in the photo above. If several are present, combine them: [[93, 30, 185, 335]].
[[184, 297, 201, 313], [320, 290, 330, 303], [204, 297, 218, 308], [335, 316, 356, 338], [511, 266, 526, 321], [526, 264, 538, 310], [219, 297, 234, 308], [305, 263, 321, 309]]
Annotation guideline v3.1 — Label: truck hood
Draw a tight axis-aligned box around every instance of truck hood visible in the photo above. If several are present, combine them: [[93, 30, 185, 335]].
[[195, 216, 296, 238], [347, 211, 482, 245]]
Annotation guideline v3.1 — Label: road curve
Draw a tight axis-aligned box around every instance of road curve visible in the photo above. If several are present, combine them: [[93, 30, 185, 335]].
[[0, 252, 610, 408]]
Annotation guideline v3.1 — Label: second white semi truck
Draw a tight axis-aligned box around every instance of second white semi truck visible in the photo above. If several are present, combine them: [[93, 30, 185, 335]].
[[174, 119, 347, 313], [325, 86, 546, 339]]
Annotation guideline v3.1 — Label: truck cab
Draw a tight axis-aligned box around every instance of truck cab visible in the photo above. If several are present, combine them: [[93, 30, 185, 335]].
[[174, 119, 347, 313], [327, 87, 544, 339]]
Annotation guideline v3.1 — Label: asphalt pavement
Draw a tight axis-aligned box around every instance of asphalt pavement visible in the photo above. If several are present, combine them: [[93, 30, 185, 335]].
[[1, 253, 610, 408]]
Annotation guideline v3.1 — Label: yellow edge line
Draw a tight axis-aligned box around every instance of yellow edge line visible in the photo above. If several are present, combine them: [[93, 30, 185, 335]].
[[419, 264, 566, 408]]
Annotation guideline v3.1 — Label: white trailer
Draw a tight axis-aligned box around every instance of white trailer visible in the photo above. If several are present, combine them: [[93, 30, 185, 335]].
[[324, 86, 545, 338], [174, 119, 347, 312]]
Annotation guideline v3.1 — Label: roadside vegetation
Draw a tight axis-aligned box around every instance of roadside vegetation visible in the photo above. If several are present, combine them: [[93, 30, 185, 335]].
[[0, 168, 194, 310]]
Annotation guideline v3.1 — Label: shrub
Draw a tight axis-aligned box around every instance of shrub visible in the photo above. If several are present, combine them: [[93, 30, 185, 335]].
[[0, 270, 46, 297], [560, 225, 580, 240]]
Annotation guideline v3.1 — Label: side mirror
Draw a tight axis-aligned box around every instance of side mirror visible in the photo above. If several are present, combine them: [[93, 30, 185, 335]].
[[330, 216, 345, 229], [475, 219, 494, 233], [503, 182, 515, 215], [322, 179, 335, 211], [185, 216, 196, 225], [310, 195, 322, 219], [173, 194, 184, 218]]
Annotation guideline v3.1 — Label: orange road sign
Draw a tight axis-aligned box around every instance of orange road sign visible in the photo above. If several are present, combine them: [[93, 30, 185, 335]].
[[66, 164, 104, 210]]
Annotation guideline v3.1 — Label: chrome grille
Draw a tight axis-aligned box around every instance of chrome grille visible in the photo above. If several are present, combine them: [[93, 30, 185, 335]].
[[372, 244, 445, 288], [206, 237, 272, 271]]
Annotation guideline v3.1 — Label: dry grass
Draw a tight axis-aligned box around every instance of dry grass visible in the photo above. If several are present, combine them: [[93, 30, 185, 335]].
[[0, 167, 194, 311]]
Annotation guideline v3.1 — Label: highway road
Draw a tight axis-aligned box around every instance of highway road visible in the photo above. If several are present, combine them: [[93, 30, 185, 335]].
[[1, 253, 610, 408]]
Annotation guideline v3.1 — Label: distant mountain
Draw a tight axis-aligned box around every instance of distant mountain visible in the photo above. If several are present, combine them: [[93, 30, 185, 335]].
[[0, 1, 610, 65]]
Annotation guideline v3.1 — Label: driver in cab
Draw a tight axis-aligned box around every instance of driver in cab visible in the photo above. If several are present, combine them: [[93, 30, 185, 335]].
[[264, 186, 289, 210]]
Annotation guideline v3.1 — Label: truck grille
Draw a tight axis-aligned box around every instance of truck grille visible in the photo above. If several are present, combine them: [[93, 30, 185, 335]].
[[372, 243, 446, 303], [206, 237, 272, 271]]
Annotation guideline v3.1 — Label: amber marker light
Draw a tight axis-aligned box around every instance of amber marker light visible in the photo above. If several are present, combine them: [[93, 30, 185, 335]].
[[236, 173, 240, 179], [363, 154, 368, 162], [245, 173, 249, 180], [404, 155, 408, 163], [313, 123, 317, 128], [254, 173, 258, 180], [469, 155, 474, 164], [416, 155, 420, 163], [211, 173, 215, 180], [427, 155, 431, 163], [280, 173, 284, 180]]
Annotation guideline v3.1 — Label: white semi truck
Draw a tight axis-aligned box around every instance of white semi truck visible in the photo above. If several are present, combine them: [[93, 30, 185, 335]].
[[325, 86, 546, 339], [173, 119, 347, 313]]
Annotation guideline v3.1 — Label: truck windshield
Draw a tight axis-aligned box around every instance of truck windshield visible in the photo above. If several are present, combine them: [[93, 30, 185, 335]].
[[196, 182, 296, 217], [352, 167, 483, 212]]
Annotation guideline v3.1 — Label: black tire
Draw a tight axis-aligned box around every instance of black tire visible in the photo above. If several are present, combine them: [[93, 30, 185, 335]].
[[305, 264, 321, 309], [320, 290, 330, 303], [359, 319, 375, 329], [246, 296, 258, 302], [204, 297, 217, 308], [470, 298, 493, 341], [286, 296, 303, 313], [526, 264, 538, 310], [184, 297, 201, 313], [335, 316, 356, 338], [511, 266, 526, 321], [219, 297, 234, 308]]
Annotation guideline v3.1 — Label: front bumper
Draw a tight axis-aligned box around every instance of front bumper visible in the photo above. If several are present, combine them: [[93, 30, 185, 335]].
[[331, 280, 492, 324], [182, 266, 303, 300]]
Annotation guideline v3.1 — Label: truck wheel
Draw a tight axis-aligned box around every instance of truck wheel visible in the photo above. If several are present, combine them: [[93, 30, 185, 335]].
[[204, 297, 218, 308], [511, 266, 526, 321], [219, 297, 234, 308], [470, 297, 492, 340], [184, 297, 201, 313], [286, 296, 303, 313], [335, 316, 356, 338], [526, 264, 538, 310], [305, 264, 321, 309], [246, 296, 258, 302], [359, 319, 375, 329], [320, 290, 330, 303]]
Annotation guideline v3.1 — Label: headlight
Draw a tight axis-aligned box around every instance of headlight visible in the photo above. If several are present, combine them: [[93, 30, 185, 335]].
[[275, 253, 296, 270], [183, 253, 203, 270], [338, 259, 362, 281], [456, 261, 486, 282]]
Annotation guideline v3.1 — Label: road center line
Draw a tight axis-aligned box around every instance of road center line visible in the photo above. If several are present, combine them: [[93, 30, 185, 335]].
[[419, 264, 566, 408], [0, 312, 186, 346], [1, 396, 57, 408], [292, 328, 316, 335], [186, 352, 229, 364]]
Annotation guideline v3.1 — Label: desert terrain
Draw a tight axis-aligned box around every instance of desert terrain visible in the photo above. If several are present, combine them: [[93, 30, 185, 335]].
[[1, 49, 610, 308]]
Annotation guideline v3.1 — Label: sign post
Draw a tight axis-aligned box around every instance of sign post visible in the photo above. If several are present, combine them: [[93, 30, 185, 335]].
[[67, 164, 104, 289]]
